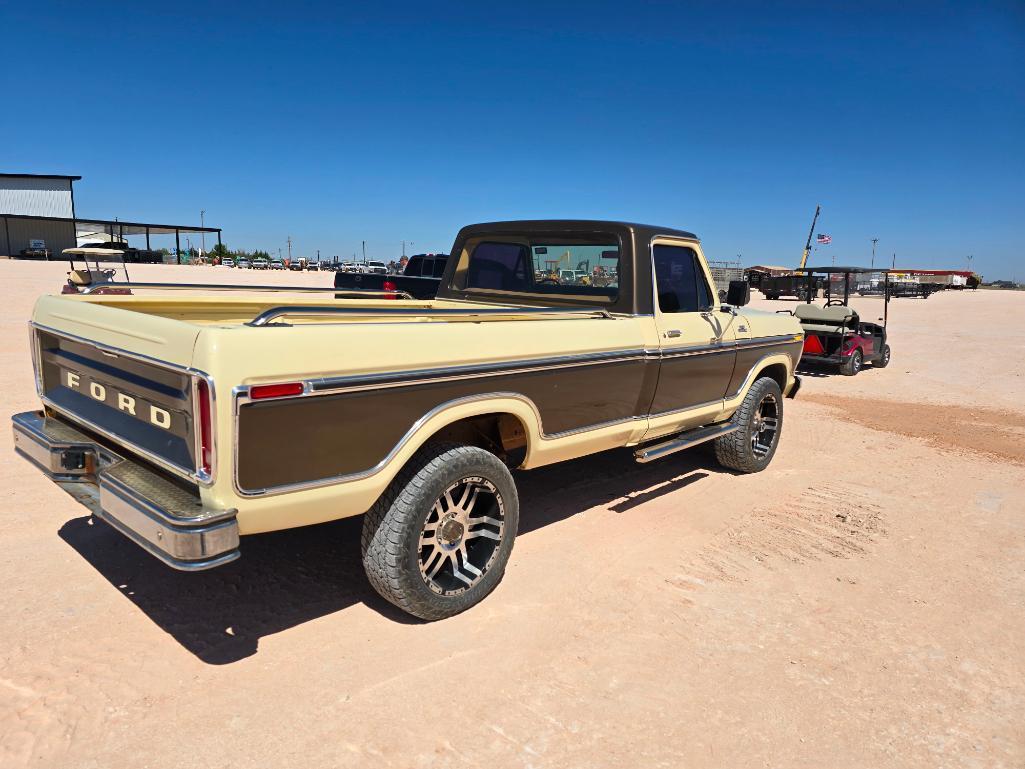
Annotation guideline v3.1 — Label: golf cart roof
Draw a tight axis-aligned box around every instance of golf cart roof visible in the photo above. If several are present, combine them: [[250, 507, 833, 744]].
[[63, 247, 126, 256], [799, 266, 886, 274]]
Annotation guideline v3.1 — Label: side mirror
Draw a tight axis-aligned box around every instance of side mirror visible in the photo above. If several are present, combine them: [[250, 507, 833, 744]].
[[726, 280, 750, 307]]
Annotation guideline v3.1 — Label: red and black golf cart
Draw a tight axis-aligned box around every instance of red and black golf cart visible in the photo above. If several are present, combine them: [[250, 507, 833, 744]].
[[786, 266, 891, 376]]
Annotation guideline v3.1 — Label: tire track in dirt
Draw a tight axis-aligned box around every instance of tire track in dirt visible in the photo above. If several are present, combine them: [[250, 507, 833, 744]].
[[668, 483, 885, 587]]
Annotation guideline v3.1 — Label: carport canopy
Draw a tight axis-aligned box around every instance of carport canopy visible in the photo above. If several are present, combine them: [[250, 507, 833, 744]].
[[72, 216, 221, 251]]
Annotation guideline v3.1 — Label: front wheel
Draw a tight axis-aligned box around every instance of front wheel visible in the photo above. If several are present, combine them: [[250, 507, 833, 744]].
[[361, 443, 519, 620], [714, 377, 784, 473]]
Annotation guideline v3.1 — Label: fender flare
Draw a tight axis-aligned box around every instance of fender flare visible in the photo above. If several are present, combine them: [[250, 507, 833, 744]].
[[728, 352, 795, 405]]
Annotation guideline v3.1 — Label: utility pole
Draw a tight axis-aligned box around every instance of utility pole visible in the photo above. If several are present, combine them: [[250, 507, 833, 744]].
[[286, 236, 292, 261], [402, 240, 414, 257], [362, 240, 367, 264], [967, 254, 973, 272], [200, 210, 206, 254], [892, 253, 896, 270], [316, 249, 320, 263], [871, 238, 878, 269]]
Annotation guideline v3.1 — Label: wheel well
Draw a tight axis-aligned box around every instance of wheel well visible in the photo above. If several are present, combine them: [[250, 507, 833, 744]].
[[757, 362, 788, 393], [428, 412, 529, 468]]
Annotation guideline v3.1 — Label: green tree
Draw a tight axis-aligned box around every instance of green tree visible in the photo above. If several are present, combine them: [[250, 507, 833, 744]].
[[209, 243, 231, 261]]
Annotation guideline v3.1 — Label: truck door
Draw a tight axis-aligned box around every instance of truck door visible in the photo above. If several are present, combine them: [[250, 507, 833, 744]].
[[647, 240, 738, 427]]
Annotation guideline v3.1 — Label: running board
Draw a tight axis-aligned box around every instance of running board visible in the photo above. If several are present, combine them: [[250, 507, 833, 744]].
[[634, 422, 739, 464]]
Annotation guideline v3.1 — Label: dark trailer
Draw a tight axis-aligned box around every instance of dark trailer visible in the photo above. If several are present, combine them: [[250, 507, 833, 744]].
[[785, 266, 892, 376]]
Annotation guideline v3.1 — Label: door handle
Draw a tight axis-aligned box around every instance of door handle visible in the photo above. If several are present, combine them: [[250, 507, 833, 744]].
[[665, 329, 681, 339]]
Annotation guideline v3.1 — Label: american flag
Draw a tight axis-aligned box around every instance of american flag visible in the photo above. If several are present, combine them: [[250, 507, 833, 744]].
[[816, 234, 832, 244]]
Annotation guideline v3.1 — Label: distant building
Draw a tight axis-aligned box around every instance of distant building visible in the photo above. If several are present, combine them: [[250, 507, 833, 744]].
[[1, 172, 220, 262], [0, 173, 80, 256]]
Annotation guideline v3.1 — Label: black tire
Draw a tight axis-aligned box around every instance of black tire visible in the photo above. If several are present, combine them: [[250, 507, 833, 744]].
[[874, 343, 891, 368], [714, 377, 784, 473], [764, 292, 779, 300], [361, 442, 519, 621], [841, 348, 863, 376]]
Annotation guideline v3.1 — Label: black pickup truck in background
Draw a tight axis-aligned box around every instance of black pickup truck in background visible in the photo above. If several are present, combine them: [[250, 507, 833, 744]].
[[333, 253, 449, 299]]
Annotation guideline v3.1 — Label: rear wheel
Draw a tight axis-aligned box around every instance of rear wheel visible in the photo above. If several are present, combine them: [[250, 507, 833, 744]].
[[361, 443, 519, 621], [875, 344, 891, 368], [841, 348, 863, 376], [714, 377, 784, 473]]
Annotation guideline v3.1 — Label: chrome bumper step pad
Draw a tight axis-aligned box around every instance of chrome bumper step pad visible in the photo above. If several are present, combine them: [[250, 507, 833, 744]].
[[12, 411, 239, 571]]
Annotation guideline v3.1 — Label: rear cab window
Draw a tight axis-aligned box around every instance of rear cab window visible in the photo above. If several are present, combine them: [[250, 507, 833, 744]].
[[452, 235, 622, 306]]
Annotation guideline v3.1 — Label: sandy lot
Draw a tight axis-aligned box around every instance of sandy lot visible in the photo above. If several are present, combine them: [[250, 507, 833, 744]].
[[1, 260, 1023, 768]]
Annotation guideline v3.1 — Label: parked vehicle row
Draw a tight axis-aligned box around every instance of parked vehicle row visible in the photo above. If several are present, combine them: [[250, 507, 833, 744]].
[[334, 253, 449, 299]]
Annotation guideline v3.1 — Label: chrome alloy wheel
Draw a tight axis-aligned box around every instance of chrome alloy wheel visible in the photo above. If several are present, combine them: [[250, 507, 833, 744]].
[[750, 393, 780, 458], [418, 476, 506, 596]]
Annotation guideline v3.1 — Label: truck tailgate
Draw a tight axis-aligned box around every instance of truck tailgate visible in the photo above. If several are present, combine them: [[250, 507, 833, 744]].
[[31, 295, 203, 478]]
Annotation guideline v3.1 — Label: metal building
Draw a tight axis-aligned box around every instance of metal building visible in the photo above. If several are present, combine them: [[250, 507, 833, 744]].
[[1, 172, 220, 261], [0, 173, 79, 256]]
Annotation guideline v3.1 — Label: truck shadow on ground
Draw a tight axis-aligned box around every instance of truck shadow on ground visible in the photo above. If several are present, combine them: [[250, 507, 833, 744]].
[[58, 447, 714, 665]]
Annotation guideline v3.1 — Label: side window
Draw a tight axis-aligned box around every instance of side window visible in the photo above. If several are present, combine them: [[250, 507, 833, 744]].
[[432, 256, 447, 278], [653, 245, 713, 313], [406, 256, 424, 276], [466, 242, 531, 291]]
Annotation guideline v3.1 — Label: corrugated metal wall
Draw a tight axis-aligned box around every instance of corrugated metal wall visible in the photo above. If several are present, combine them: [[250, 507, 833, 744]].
[[2, 217, 76, 257], [0, 177, 73, 217]]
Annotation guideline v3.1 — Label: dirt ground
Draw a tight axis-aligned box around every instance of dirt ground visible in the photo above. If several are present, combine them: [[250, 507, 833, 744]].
[[1, 260, 1023, 768]]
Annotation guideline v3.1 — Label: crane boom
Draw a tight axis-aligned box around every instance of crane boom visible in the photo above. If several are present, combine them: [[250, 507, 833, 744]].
[[799, 205, 821, 270]]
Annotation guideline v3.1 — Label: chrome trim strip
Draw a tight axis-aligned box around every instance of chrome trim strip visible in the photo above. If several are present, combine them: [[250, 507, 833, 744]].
[[28, 323, 44, 398], [305, 348, 650, 395], [240, 338, 796, 401], [31, 323, 217, 486], [80, 281, 413, 299], [247, 304, 613, 327]]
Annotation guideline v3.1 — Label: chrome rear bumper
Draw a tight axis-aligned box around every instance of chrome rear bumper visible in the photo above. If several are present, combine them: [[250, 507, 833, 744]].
[[12, 411, 239, 571]]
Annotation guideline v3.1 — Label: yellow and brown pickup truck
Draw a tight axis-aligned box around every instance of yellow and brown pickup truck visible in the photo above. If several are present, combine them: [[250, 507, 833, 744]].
[[12, 220, 803, 620]]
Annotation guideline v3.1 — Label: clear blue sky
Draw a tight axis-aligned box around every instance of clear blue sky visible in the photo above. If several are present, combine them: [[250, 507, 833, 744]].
[[4, 1, 1023, 278]]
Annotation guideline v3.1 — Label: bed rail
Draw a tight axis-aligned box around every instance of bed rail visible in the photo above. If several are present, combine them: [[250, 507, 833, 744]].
[[247, 305, 613, 326], [80, 282, 414, 300]]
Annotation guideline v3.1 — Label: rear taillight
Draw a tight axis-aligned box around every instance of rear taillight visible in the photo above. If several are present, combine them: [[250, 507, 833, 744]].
[[250, 382, 304, 400], [197, 378, 213, 478], [382, 279, 398, 299]]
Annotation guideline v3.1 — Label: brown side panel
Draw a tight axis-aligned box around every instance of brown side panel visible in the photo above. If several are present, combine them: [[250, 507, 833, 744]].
[[237, 359, 648, 491], [727, 341, 803, 395], [648, 349, 737, 415]]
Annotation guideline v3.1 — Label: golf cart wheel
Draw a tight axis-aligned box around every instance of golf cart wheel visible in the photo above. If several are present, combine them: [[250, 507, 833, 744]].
[[841, 348, 864, 376], [875, 344, 891, 368], [714, 377, 784, 473], [361, 442, 519, 621]]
